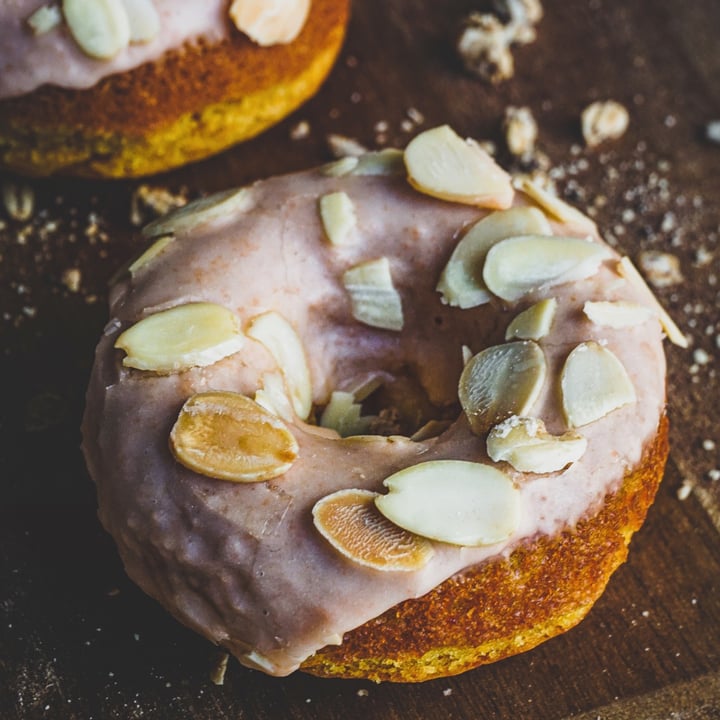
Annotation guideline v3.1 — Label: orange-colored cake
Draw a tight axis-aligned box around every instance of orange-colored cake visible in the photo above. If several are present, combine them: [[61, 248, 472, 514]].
[[0, 0, 349, 177], [82, 126, 680, 681]]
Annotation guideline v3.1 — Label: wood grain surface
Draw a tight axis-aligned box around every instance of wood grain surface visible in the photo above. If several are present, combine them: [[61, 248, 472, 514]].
[[2, 0, 719, 718]]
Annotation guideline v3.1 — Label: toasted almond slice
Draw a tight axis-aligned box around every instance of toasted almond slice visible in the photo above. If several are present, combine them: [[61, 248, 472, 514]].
[[115, 303, 244, 373], [343, 257, 404, 331], [320, 391, 373, 437], [410, 419, 452, 441], [583, 300, 654, 328], [62, 0, 130, 59], [142, 188, 255, 238], [128, 235, 175, 276], [505, 297, 557, 341], [375, 460, 520, 546], [170, 391, 298, 482], [246, 311, 312, 420], [120, 0, 159, 42], [322, 156, 359, 177], [229, 0, 310, 45], [561, 341, 636, 427], [513, 176, 596, 230], [254, 372, 295, 422], [27, 5, 63, 34], [313, 489, 434, 571], [617, 256, 688, 347], [351, 149, 406, 176], [487, 416, 587, 472], [437, 206, 552, 308], [459, 340, 546, 435], [483, 235, 612, 302], [404, 125, 514, 209], [319, 192, 357, 246]]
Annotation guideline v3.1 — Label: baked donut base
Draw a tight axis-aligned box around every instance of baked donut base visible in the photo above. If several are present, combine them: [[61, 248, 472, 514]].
[[302, 415, 668, 683]]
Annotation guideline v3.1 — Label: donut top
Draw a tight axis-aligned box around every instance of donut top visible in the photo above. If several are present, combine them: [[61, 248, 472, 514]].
[[0, 0, 310, 99], [83, 127, 679, 676]]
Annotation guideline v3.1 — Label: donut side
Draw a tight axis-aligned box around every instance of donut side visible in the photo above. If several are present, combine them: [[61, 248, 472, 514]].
[[0, 0, 349, 178], [303, 415, 668, 682]]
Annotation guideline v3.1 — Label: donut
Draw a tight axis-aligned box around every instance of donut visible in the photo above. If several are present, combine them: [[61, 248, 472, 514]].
[[0, 0, 349, 178], [82, 125, 682, 682]]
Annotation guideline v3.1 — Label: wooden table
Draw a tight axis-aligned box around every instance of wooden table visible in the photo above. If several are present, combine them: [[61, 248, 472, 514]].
[[2, 1, 719, 717]]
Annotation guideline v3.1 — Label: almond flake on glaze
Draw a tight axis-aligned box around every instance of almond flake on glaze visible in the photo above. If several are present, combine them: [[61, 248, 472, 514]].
[[437, 206, 552, 309], [561, 341, 636, 428], [459, 340, 547, 435], [487, 416, 587, 473], [170, 391, 298, 482], [313, 489, 434, 571], [114, 302, 244, 373], [505, 298, 557, 340], [343, 257, 404, 332], [375, 460, 520, 546], [404, 125, 514, 209], [483, 235, 611, 302]]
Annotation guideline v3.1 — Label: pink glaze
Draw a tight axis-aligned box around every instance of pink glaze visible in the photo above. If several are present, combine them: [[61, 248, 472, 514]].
[[82, 160, 667, 676], [0, 1, 231, 99]]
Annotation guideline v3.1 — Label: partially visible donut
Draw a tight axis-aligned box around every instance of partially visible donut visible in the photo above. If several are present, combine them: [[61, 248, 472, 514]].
[[0, 0, 349, 178], [82, 126, 681, 681]]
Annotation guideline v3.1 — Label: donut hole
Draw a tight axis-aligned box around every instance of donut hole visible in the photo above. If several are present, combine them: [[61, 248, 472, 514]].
[[318, 365, 461, 439]]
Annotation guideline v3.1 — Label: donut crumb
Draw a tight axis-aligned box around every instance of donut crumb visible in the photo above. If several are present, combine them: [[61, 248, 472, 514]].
[[457, 0, 543, 84], [581, 100, 630, 148], [130, 184, 188, 227], [209, 653, 229, 686]]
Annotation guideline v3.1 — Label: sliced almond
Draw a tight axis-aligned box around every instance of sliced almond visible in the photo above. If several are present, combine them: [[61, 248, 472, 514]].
[[342, 257, 404, 331], [246, 311, 312, 420], [320, 391, 373, 437], [617, 256, 688, 347], [62, 0, 130, 59], [128, 235, 175, 276], [375, 460, 520, 546], [319, 192, 357, 246], [170, 391, 298, 482], [404, 125, 514, 209], [583, 300, 654, 328], [513, 176, 596, 230], [483, 235, 611, 302], [487, 416, 587, 472], [115, 302, 244, 373], [142, 188, 255, 238], [313, 489, 434, 571], [437, 206, 552, 308], [351, 149, 405, 176], [410, 419, 452, 441], [505, 298, 557, 340], [322, 156, 359, 177], [561, 341, 636, 428], [254, 372, 295, 422], [229, 0, 310, 45], [27, 5, 63, 34], [459, 341, 546, 435], [120, 0, 160, 42]]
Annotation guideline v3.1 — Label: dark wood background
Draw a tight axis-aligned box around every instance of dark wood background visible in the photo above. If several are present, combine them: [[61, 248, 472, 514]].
[[2, 1, 720, 717]]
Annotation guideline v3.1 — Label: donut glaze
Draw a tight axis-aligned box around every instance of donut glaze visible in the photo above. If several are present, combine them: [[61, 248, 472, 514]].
[[82, 148, 669, 679]]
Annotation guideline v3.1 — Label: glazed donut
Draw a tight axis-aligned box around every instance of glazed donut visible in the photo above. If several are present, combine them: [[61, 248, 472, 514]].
[[0, 0, 348, 178], [82, 126, 681, 682]]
